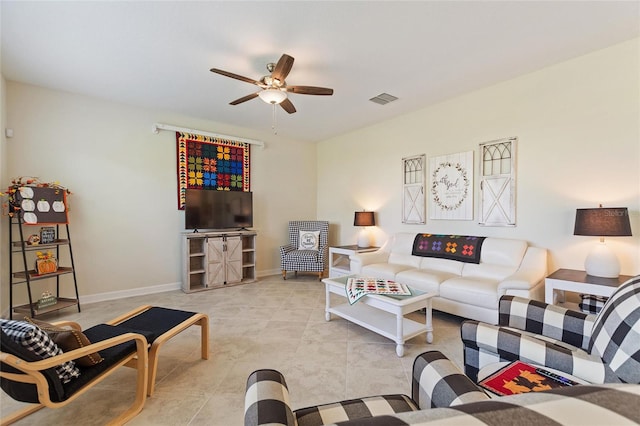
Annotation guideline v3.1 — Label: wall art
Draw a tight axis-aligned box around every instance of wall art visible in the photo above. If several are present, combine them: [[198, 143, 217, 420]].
[[402, 154, 426, 224], [429, 151, 473, 220], [479, 137, 517, 226], [176, 131, 250, 210]]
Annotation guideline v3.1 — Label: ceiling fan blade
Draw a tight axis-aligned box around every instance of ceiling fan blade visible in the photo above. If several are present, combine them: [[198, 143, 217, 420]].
[[210, 68, 263, 86], [286, 86, 334, 96], [280, 98, 296, 114], [272, 54, 294, 82], [230, 93, 259, 105]]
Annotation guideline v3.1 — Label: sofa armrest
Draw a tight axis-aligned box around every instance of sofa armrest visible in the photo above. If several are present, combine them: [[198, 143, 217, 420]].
[[411, 351, 489, 409], [245, 369, 295, 426], [499, 296, 595, 350], [498, 247, 547, 294], [460, 320, 609, 384], [349, 251, 390, 274]]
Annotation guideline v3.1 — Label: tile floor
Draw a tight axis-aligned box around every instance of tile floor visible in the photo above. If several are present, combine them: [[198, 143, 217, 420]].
[[1, 275, 465, 425]]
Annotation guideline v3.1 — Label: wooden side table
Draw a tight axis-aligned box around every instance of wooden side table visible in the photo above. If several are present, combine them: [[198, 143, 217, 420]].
[[329, 245, 379, 278], [545, 269, 633, 307]]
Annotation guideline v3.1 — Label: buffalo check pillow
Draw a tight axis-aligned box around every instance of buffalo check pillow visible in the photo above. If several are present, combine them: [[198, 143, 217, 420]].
[[0, 319, 80, 383]]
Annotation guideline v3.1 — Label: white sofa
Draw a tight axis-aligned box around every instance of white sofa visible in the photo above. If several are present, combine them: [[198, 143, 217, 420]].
[[349, 233, 547, 324]]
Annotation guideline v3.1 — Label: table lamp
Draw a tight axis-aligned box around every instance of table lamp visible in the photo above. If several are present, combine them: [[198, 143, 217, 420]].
[[354, 211, 375, 247], [574, 206, 632, 278]]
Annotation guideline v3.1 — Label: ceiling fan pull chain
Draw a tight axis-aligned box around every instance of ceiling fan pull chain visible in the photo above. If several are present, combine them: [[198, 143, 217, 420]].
[[272, 103, 278, 135]]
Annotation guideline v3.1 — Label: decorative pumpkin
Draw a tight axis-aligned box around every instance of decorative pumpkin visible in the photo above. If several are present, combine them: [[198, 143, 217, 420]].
[[18, 186, 34, 199], [21, 199, 35, 211], [52, 200, 65, 212], [23, 212, 38, 224], [37, 199, 50, 212], [36, 258, 58, 275]]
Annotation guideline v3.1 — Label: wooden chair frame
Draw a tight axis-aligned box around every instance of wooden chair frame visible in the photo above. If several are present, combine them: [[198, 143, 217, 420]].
[[1, 331, 148, 426], [1, 305, 209, 424]]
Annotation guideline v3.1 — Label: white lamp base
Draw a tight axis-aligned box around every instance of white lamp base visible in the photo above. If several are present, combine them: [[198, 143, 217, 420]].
[[584, 241, 620, 278], [357, 229, 371, 248]]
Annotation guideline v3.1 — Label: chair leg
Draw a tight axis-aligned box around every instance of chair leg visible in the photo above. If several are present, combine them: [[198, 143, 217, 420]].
[[282, 270, 287, 280], [318, 271, 323, 281]]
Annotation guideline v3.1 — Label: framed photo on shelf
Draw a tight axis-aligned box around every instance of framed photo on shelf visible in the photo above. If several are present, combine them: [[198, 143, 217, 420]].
[[40, 227, 56, 244]]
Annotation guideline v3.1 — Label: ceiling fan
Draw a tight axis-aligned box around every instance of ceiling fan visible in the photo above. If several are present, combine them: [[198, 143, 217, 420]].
[[210, 54, 333, 114]]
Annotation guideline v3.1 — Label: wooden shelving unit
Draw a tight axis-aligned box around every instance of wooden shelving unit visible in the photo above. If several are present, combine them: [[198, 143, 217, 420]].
[[9, 216, 81, 319]]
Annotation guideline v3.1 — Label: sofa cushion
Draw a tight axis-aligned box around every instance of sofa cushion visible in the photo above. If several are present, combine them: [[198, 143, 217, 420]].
[[362, 263, 414, 281], [461, 263, 519, 281], [396, 269, 457, 294], [295, 394, 417, 426], [419, 257, 464, 275], [439, 278, 500, 310], [387, 233, 422, 268], [476, 238, 527, 267]]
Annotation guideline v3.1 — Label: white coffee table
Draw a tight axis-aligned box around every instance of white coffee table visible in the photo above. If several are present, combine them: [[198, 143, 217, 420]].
[[323, 274, 435, 357]]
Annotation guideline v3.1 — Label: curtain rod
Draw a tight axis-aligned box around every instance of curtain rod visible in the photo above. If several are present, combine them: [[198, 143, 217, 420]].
[[152, 123, 265, 148]]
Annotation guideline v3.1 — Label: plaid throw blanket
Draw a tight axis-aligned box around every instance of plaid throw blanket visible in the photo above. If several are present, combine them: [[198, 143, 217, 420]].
[[412, 234, 486, 264]]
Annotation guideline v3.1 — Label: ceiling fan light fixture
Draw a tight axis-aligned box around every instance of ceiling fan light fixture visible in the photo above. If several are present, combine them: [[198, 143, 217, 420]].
[[258, 88, 287, 104]]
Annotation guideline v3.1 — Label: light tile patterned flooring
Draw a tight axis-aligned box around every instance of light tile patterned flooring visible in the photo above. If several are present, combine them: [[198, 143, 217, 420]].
[[2, 275, 465, 425]]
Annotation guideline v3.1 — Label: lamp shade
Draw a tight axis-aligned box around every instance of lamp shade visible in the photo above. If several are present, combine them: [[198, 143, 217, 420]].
[[258, 88, 287, 104], [354, 211, 375, 227], [574, 207, 632, 237]]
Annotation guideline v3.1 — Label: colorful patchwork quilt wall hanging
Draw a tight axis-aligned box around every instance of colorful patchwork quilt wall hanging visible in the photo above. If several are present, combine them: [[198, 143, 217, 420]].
[[176, 132, 250, 210], [412, 234, 486, 264]]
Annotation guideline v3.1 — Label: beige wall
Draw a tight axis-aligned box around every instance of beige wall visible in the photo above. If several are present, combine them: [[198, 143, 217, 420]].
[[2, 82, 317, 310], [2, 38, 639, 314], [318, 38, 640, 276]]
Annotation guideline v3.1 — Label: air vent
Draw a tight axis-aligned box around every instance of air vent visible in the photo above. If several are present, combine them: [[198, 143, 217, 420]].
[[369, 93, 398, 105]]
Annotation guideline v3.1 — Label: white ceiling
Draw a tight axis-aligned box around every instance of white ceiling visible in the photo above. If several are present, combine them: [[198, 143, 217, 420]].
[[2, 1, 638, 142]]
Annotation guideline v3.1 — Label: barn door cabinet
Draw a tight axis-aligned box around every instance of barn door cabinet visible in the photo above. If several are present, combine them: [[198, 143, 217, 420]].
[[182, 230, 257, 293]]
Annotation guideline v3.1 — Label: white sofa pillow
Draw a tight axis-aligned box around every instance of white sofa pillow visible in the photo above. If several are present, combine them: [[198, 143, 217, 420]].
[[298, 230, 320, 250]]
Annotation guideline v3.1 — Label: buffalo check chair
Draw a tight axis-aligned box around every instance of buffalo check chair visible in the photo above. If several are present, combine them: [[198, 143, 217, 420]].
[[461, 275, 640, 384], [244, 349, 640, 425], [280, 220, 329, 280]]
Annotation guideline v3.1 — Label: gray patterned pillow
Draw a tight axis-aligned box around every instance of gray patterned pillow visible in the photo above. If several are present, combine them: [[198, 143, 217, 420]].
[[0, 319, 80, 383]]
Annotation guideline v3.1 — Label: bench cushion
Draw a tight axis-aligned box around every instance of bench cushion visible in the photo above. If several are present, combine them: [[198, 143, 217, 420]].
[[63, 324, 155, 399]]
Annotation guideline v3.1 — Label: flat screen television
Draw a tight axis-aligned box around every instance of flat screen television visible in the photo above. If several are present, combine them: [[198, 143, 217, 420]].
[[185, 189, 253, 230]]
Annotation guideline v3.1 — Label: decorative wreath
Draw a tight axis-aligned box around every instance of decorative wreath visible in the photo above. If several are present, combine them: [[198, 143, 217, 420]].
[[430, 162, 469, 211]]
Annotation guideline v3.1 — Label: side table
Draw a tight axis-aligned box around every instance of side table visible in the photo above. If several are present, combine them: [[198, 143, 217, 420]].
[[545, 269, 632, 307], [329, 245, 379, 278]]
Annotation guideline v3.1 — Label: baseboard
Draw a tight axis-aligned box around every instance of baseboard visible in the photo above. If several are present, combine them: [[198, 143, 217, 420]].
[[79, 282, 182, 305], [2, 269, 282, 318], [259, 268, 281, 278]]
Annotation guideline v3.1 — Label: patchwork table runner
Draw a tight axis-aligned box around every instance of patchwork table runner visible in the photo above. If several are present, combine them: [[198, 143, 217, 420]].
[[412, 234, 486, 264], [346, 277, 412, 304]]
